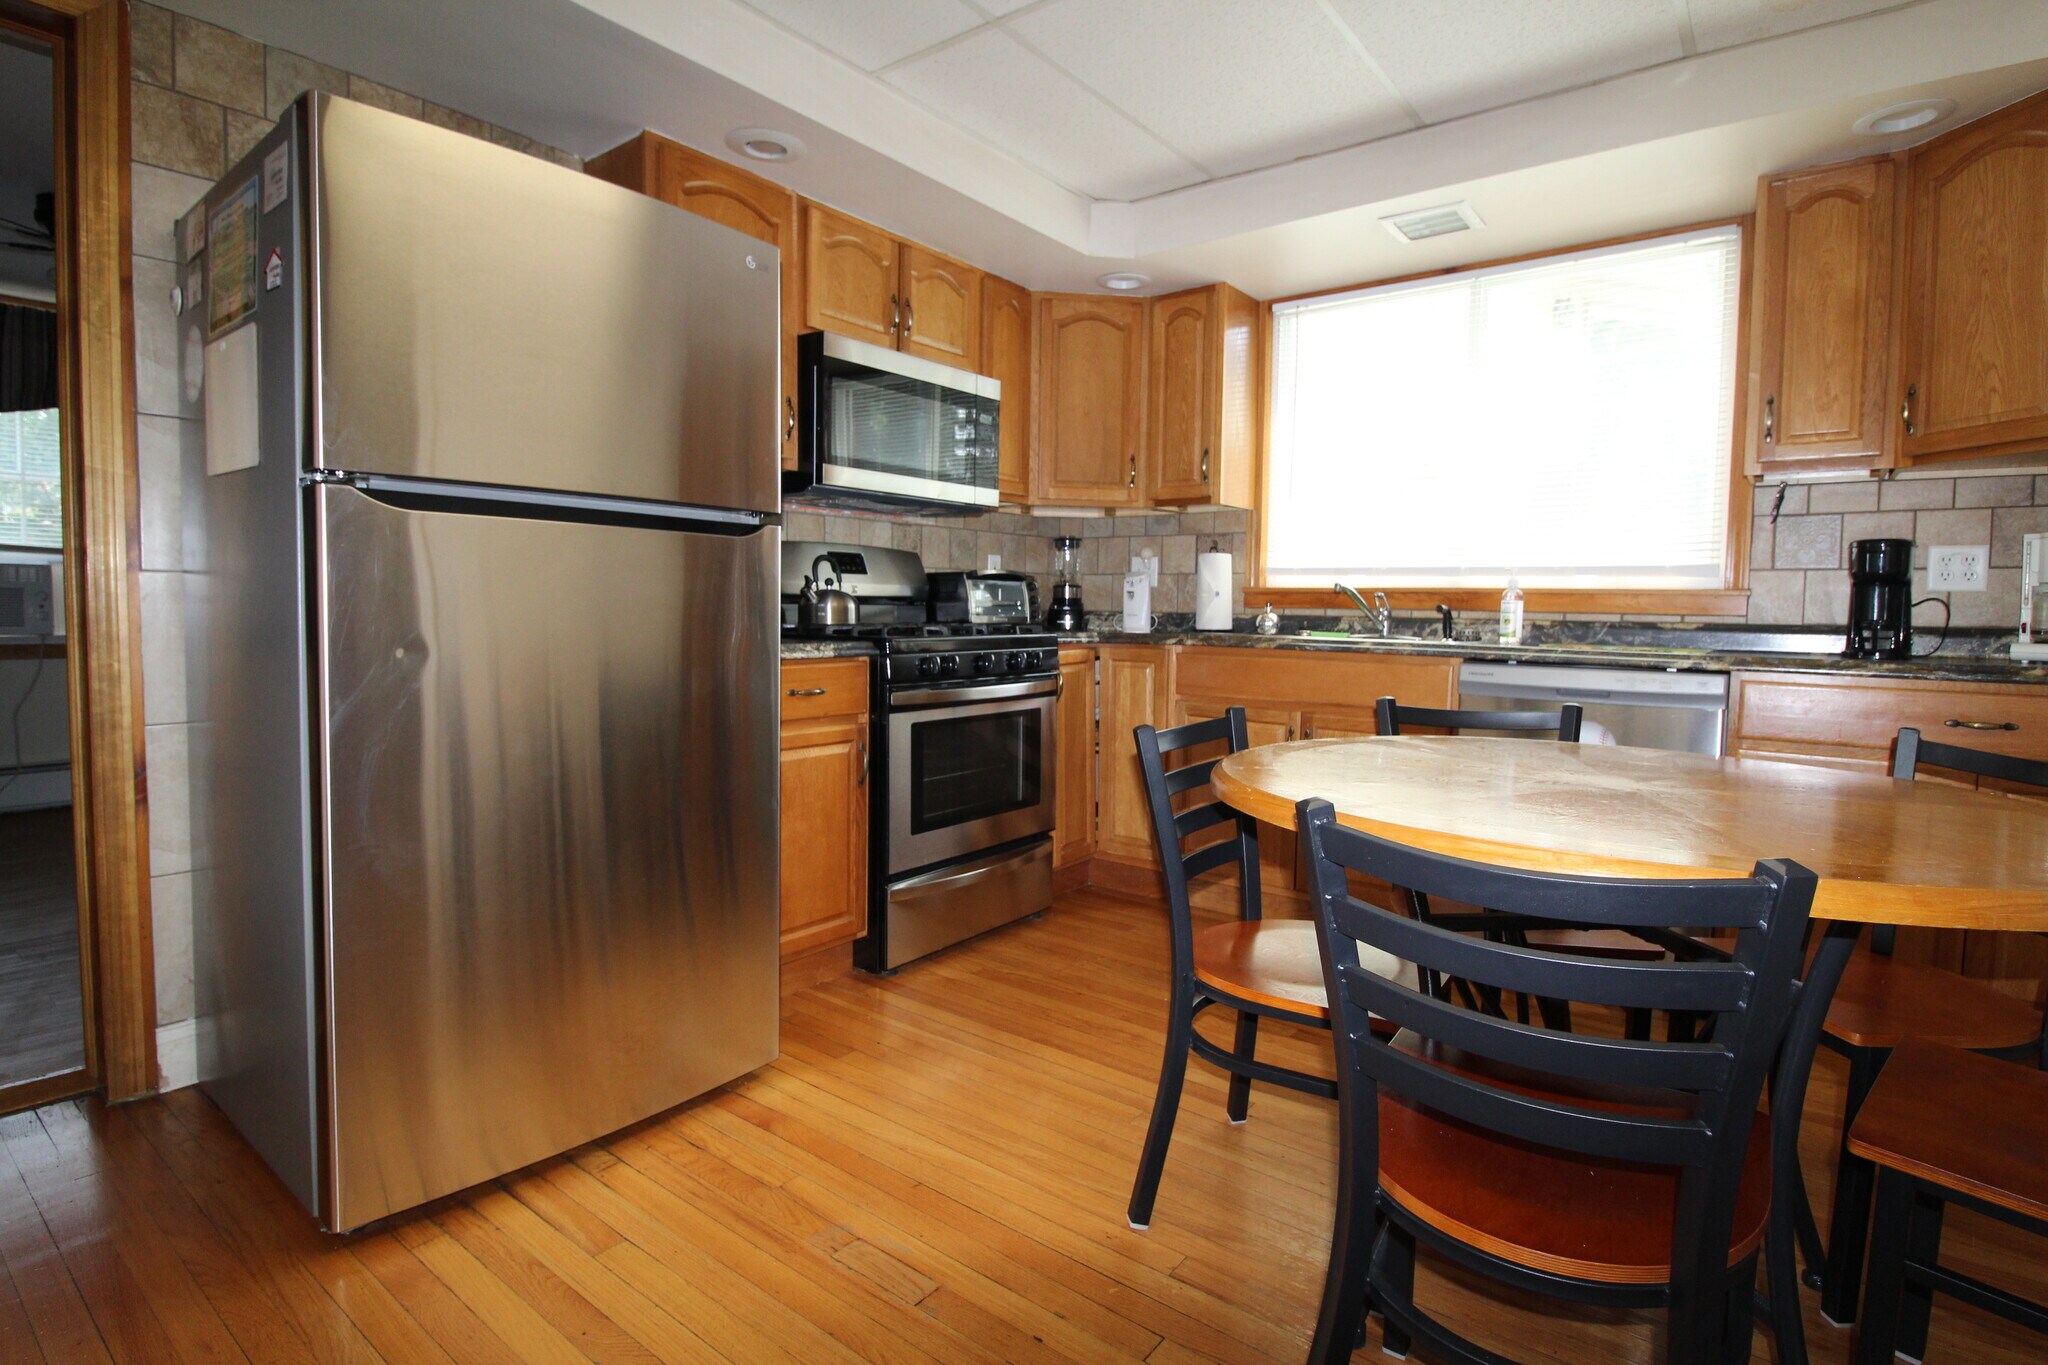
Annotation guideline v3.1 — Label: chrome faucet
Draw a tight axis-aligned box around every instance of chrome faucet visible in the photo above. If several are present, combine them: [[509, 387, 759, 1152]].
[[1334, 583, 1393, 636]]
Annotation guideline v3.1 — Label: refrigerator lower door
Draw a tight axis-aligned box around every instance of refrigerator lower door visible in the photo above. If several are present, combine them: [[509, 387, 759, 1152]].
[[312, 483, 778, 1231]]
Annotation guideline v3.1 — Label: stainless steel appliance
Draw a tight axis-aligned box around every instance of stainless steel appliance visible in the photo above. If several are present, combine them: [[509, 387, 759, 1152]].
[[786, 331, 1000, 512], [0, 561, 54, 639], [781, 542, 1056, 970], [1845, 537, 1915, 660], [182, 95, 781, 1232], [2017, 531, 2048, 661], [1456, 662, 1730, 755], [927, 570, 1038, 625]]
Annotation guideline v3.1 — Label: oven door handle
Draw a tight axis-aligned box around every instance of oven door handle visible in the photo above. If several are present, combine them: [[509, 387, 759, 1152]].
[[889, 678, 1059, 708]]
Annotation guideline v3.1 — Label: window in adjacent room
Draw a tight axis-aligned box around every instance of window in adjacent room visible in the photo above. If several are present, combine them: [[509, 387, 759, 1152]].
[[0, 403, 61, 550], [1265, 224, 1742, 591]]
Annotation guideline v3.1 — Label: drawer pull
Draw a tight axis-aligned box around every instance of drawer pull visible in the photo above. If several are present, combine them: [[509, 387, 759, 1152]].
[[1946, 719, 2018, 732], [787, 687, 828, 697]]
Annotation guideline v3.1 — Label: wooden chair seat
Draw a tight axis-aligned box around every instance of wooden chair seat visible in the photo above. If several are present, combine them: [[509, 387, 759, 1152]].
[[1846, 1037, 2048, 1223], [1191, 919, 1415, 1018], [1376, 1032, 1773, 1285], [1824, 951, 2043, 1052]]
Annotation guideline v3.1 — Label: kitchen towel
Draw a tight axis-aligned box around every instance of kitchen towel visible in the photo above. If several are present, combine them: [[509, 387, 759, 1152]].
[[1195, 550, 1232, 630]]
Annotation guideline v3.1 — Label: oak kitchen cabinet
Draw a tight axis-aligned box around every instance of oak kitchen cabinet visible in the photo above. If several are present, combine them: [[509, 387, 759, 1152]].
[[585, 132, 805, 470], [1746, 158, 1901, 473], [1898, 87, 2048, 463], [778, 660, 871, 961], [982, 273, 1035, 504], [1095, 645, 1173, 863], [1053, 648, 1097, 869], [1147, 284, 1260, 506], [1034, 295, 1149, 507], [804, 203, 983, 370]]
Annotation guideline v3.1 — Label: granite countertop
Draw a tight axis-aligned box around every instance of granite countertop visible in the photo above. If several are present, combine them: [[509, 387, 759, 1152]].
[[779, 639, 877, 660]]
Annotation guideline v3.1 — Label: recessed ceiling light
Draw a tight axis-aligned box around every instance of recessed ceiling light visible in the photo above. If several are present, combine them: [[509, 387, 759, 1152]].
[[1096, 271, 1150, 291], [725, 127, 805, 162], [1381, 201, 1485, 243], [1853, 99, 1957, 136]]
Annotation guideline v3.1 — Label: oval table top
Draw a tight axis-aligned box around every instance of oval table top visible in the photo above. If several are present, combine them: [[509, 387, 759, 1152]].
[[1210, 736, 2048, 929]]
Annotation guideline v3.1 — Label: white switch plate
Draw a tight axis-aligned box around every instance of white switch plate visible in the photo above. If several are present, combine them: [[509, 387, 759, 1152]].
[[984, 553, 1002, 571], [1928, 544, 1989, 592]]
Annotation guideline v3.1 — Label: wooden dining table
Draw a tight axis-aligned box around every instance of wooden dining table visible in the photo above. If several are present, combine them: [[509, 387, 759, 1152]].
[[1210, 734, 2048, 1365]]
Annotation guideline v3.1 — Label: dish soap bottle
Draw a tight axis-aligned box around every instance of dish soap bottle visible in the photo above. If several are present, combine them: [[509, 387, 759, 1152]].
[[1498, 576, 1525, 645]]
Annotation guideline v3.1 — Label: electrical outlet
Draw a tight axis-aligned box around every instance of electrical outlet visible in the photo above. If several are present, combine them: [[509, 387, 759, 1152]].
[[1928, 544, 1989, 592]]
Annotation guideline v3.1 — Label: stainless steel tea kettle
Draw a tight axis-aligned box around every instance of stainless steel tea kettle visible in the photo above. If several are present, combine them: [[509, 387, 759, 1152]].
[[799, 554, 857, 628]]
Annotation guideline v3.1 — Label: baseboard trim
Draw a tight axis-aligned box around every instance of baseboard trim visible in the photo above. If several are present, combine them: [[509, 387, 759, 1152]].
[[155, 1017, 197, 1093]]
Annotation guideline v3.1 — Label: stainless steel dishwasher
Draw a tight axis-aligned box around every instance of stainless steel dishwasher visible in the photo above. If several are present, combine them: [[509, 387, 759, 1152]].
[[1456, 662, 1730, 755]]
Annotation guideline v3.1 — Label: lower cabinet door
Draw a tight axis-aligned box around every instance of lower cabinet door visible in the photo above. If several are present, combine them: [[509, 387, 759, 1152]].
[[1053, 650, 1097, 869], [779, 713, 870, 958]]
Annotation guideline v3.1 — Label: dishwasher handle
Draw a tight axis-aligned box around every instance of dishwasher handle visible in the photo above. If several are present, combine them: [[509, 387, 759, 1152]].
[[1553, 688, 1615, 701]]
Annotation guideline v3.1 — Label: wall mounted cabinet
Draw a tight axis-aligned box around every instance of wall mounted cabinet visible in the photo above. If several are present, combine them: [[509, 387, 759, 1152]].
[[982, 274, 1035, 504], [1147, 284, 1259, 506], [804, 204, 983, 370], [1034, 295, 1149, 508]]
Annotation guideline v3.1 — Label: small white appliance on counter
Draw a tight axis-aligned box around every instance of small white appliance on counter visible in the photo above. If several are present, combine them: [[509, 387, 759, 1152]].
[[2016, 532, 2048, 661], [1123, 572, 1153, 631]]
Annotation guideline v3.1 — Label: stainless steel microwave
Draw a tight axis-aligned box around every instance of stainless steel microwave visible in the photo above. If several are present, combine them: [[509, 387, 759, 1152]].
[[785, 331, 1000, 512]]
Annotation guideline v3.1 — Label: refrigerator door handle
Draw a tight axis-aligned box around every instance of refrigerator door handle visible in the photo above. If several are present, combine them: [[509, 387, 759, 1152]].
[[332, 472, 772, 531]]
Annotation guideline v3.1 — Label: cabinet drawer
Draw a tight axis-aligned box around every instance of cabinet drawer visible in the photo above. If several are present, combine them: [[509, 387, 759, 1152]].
[[781, 659, 870, 721], [1729, 672, 2048, 768]]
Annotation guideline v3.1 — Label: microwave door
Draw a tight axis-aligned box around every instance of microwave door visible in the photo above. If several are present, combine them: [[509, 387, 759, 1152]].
[[806, 333, 1000, 508]]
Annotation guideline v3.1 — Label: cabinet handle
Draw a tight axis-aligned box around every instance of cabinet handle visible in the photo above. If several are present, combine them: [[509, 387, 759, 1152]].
[[1763, 396, 1775, 444], [1946, 719, 2018, 731], [1903, 383, 1917, 436], [787, 687, 827, 697], [1127, 455, 1137, 489], [904, 300, 915, 337], [784, 395, 795, 442], [890, 293, 900, 337], [1200, 448, 1210, 481], [857, 739, 869, 786]]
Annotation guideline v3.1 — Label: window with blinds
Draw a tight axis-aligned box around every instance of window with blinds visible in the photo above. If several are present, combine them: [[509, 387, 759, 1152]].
[[1266, 224, 1742, 590], [0, 408, 61, 550]]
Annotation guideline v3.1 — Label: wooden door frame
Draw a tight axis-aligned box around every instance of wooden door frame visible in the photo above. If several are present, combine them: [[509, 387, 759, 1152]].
[[2, 0, 156, 1108]]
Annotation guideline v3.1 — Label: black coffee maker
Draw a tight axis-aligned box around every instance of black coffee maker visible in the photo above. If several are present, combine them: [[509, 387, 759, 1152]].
[[1844, 538, 1914, 659]]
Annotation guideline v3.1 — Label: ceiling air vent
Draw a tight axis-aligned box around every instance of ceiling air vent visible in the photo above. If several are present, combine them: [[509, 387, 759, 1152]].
[[1380, 201, 1485, 243]]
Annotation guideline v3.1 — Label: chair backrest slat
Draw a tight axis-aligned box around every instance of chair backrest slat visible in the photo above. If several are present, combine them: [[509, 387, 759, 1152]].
[[1135, 710, 1265, 971], [1879, 728, 2048, 956], [1377, 697, 1585, 742]]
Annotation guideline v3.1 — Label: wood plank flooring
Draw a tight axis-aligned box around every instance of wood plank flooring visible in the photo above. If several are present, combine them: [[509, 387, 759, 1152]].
[[4, 886, 2046, 1363], [0, 806, 85, 1090]]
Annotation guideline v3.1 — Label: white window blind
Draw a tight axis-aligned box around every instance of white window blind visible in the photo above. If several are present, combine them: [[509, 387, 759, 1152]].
[[1266, 225, 1741, 590], [0, 409, 61, 549]]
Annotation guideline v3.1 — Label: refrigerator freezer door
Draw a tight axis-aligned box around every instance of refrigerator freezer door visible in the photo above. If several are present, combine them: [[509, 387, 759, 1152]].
[[311, 96, 779, 514], [312, 483, 779, 1231]]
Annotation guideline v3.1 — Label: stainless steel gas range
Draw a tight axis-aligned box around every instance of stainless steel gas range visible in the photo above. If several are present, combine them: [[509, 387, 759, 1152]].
[[782, 542, 1057, 971]]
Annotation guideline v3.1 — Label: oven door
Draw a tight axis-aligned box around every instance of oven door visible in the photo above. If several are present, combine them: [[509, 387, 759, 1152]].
[[886, 678, 1056, 876]]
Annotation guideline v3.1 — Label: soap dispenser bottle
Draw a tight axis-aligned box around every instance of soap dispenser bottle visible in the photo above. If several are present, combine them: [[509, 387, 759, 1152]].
[[1499, 575, 1525, 645]]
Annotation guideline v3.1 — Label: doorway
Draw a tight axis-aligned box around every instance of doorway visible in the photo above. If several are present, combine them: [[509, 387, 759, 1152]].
[[0, 21, 87, 1101]]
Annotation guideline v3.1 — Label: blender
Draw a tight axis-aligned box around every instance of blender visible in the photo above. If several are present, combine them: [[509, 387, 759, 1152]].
[[1046, 536, 1084, 629]]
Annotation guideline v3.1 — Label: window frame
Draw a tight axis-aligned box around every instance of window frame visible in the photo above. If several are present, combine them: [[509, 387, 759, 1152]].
[[1251, 216, 1755, 617]]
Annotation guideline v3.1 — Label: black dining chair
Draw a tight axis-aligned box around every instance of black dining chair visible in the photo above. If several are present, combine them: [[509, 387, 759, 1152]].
[[1124, 709, 1412, 1231], [1297, 796, 1815, 1365], [1804, 726, 2048, 1336]]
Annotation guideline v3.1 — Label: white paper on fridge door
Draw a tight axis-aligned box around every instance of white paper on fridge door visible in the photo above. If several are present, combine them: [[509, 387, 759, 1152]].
[[203, 324, 261, 476]]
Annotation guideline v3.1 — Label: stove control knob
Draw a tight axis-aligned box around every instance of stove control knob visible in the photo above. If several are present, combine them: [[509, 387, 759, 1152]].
[[1018, 650, 1041, 672], [916, 655, 940, 678], [1007, 651, 1027, 672], [973, 653, 996, 675], [938, 654, 961, 677]]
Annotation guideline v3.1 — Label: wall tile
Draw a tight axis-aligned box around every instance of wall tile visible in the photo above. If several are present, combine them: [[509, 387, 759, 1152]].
[[1773, 515, 1841, 570], [1744, 571, 1806, 624], [131, 164, 212, 263], [1807, 480, 1879, 513], [133, 82, 224, 179], [144, 723, 190, 876], [140, 572, 187, 725], [1878, 478, 1953, 511], [1947, 567, 2021, 627], [1990, 505, 2048, 568], [224, 110, 272, 168], [132, 256, 196, 420], [1749, 517, 1772, 572], [1802, 570, 1849, 626], [131, 2, 174, 88], [1912, 508, 1992, 551], [346, 74, 423, 119], [174, 15, 266, 116], [1840, 511, 1916, 556], [266, 49, 348, 120], [1954, 474, 2036, 508], [151, 872, 193, 1027], [1753, 482, 1807, 516]]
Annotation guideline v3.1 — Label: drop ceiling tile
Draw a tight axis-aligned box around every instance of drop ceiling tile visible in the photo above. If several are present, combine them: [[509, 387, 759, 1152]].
[[738, 0, 986, 73], [1686, 0, 1903, 52], [1328, 0, 1685, 124], [885, 28, 1206, 199], [1010, 0, 1414, 178]]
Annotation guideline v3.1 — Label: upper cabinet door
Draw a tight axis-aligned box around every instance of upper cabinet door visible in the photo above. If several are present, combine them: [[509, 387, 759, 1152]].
[[900, 244, 982, 370], [1899, 91, 2048, 462], [1034, 295, 1147, 507], [805, 204, 900, 350], [1148, 289, 1215, 502], [981, 274, 1034, 504], [1748, 159, 1899, 472]]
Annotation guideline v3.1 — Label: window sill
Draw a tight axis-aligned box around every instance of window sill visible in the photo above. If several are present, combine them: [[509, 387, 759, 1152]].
[[1251, 587, 1752, 618]]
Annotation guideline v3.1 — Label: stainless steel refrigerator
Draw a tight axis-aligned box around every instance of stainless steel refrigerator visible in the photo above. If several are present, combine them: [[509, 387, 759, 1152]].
[[180, 95, 780, 1232]]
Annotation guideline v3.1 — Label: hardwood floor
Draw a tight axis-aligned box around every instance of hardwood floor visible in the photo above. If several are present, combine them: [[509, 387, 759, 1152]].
[[3, 886, 2044, 1363], [0, 806, 85, 1090]]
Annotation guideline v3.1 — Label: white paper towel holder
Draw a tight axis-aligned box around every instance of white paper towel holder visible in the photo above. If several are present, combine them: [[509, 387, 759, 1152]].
[[1195, 541, 1233, 631]]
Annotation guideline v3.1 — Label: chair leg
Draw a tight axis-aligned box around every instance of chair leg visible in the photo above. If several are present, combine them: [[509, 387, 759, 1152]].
[[1720, 1263, 1759, 1365], [1853, 1171, 1917, 1365], [1896, 1190, 1945, 1362], [1127, 980, 1195, 1230], [1822, 1047, 1888, 1325], [1226, 1011, 1258, 1124], [1378, 1222, 1415, 1359], [1305, 1171, 1375, 1365]]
